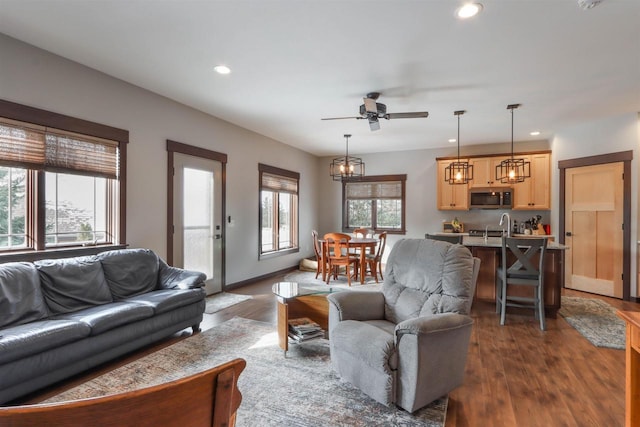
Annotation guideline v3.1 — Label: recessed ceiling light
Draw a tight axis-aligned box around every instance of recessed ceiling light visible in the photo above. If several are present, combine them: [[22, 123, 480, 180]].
[[530, 131, 541, 136], [449, 138, 457, 143], [456, 3, 483, 19], [214, 65, 231, 75]]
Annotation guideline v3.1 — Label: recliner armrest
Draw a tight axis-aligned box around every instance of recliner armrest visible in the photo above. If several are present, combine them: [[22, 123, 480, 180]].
[[327, 291, 385, 322], [395, 312, 473, 338], [157, 259, 206, 290]]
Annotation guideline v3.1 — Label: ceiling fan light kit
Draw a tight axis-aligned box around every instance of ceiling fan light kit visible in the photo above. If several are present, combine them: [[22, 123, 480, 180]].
[[330, 134, 365, 181], [445, 110, 474, 185], [496, 103, 531, 184], [321, 92, 429, 131]]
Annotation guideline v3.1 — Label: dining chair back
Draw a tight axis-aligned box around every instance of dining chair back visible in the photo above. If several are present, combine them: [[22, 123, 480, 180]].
[[496, 237, 547, 330], [323, 232, 359, 286], [365, 232, 387, 283], [354, 228, 374, 238], [311, 230, 325, 279]]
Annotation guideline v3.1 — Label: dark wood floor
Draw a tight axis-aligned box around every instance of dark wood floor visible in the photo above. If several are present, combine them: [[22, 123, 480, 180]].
[[19, 272, 639, 426]]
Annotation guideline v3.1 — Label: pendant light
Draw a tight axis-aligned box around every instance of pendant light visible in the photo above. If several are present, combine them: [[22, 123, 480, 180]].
[[444, 110, 473, 185], [329, 134, 365, 181], [496, 103, 530, 183]]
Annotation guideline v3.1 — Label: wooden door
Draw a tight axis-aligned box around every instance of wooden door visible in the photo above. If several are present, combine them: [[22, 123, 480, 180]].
[[565, 162, 624, 297]]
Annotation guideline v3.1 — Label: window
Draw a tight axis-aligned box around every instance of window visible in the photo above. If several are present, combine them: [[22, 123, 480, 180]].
[[259, 163, 299, 258], [343, 175, 406, 234], [0, 100, 127, 255]]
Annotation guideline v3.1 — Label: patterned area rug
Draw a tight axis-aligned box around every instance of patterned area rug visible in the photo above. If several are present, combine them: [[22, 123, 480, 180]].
[[559, 296, 626, 350], [284, 270, 381, 290], [204, 292, 252, 314], [44, 317, 447, 426]]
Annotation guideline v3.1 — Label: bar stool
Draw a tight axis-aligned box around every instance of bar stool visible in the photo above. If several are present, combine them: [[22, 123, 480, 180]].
[[496, 236, 547, 330]]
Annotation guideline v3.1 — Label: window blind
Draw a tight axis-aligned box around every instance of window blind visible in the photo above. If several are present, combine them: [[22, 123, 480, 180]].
[[0, 118, 119, 179], [261, 172, 298, 194], [346, 181, 402, 199]]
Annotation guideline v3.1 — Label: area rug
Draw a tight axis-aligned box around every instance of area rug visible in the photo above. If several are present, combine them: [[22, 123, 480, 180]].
[[204, 292, 252, 314], [558, 296, 626, 350], [284, 269, 381, 290], [44, 317, 447, 426]]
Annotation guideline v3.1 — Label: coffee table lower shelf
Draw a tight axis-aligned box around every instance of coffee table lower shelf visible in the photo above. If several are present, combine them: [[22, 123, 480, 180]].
[[276, 293, 329, 355]]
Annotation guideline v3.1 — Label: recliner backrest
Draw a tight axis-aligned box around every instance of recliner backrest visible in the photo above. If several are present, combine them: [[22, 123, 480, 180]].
[[382, 239, 474, 324]]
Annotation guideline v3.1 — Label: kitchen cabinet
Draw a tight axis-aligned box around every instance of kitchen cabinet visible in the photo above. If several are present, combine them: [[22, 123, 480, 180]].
[[437, 159, 469, 210], [469, 156, 511, 188], [512, 153, 550, 209]]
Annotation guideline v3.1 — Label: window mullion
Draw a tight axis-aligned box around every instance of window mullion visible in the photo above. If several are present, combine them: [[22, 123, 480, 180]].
[[273, 192, 279, 251]]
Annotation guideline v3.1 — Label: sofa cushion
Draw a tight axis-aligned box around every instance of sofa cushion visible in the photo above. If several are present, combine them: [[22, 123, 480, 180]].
[[383, 239, 474, 324], [0, 262, 49, 329], [97, 248, 160, 299], [0, 319, 91, 365], [35, 256, 113, 315], [125, 288, 206, 314], [53, 302, 155, 336]]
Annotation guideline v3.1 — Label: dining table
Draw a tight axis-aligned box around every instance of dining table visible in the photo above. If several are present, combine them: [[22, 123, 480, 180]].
[[320, 237, 379, 284]]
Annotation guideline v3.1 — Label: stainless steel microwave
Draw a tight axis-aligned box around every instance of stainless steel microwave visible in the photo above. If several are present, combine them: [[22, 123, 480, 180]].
[[469, 188, 513, 209]]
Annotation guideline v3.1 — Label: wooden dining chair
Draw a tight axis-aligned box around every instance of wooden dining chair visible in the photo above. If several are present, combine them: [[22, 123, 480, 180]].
[[311, 229, 326, 279], [365, 232, 387, 283], [352, 228, 374, 255], [323, 232, 359, 286]]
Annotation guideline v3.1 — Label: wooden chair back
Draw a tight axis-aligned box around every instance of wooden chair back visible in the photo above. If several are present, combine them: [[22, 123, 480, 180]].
[[374, 232, 388, 261], [312, 229, 322, 259], [0, 358, 246, 427], [323, 232, 351, 260], [353, 228, 374, 238]]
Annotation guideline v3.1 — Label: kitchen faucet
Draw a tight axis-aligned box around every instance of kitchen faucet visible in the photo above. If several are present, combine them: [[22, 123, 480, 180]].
[[499, 212, 511, 237]]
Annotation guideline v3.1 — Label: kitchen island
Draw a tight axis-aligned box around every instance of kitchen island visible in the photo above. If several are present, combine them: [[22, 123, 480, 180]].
[[455, 235, 567, 318]]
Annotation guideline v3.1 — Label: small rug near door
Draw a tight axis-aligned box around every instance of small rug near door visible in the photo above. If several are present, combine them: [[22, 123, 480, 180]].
[[44, 317, 447, 426], [559, 296, 626, 350], [204, 292, 252, 314]]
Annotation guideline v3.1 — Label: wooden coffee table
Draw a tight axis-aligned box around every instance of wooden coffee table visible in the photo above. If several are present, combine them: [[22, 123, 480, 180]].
[[272, 282, 346, 355]]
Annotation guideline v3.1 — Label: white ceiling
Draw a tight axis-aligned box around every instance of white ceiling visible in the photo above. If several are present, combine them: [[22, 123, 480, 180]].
[[1, 0, 639, 157]]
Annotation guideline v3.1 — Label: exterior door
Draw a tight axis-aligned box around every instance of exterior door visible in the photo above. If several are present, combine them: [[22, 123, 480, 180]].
[[172, 153, 223, 295], [564, 162, 624, 298]]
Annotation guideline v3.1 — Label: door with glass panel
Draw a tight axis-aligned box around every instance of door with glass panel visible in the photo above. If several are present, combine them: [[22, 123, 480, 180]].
[[173, 153, 222, 295]]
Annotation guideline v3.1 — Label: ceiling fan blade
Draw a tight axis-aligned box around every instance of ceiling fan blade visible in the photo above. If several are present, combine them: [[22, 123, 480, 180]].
[[321, 116, 362, 120], [384, 111, 429, 120], [368, 116, 380, 131], [363, 97, 378, 114]]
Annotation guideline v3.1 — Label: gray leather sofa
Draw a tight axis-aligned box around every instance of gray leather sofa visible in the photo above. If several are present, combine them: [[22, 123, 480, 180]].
[[328, 239, 480, 413], [0, 248, 206, 404]]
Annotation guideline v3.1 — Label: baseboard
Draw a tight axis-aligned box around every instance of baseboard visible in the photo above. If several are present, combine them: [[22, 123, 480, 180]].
[[224, 265, 299, 291]]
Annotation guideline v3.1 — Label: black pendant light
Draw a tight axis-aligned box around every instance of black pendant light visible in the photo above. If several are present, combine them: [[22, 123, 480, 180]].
[[444, 110, 473, 185], [329, 134, 365, 181], [496, 103, 530, 183]]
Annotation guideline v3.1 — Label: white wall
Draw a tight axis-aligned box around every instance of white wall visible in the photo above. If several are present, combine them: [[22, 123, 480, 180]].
[[0, 34, 318, 285], [551, 112, 640, 297]]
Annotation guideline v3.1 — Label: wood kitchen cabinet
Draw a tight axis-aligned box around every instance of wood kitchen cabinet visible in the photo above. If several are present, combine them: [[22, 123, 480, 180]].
[[512, 153, 550, 209], [437, 159, 469, 210], [469, 156, 511, 188]]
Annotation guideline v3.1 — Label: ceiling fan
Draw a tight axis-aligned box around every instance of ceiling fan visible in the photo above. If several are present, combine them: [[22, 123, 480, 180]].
[[321, 92, 429, 131]]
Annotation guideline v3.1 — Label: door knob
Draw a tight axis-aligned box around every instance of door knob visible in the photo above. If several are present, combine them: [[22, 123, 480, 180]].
[[565, 231, 572, 236]]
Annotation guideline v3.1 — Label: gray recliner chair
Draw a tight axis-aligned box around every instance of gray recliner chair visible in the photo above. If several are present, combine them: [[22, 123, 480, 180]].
[[327, 238, 480, 413]]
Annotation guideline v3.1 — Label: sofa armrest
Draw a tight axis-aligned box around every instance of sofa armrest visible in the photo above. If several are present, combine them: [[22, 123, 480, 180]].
[[393, 312, 474, 412], [157, 259, 206, 290], [395, 312, 473, 337], [327, 291, 385, 337]]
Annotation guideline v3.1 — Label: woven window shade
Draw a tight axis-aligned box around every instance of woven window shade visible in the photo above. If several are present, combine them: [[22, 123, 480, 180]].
[[0, 120, 46, 169], [0, 119, 119, 179], [346, 181, 401, 199], [261, 172, 298, 193]]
